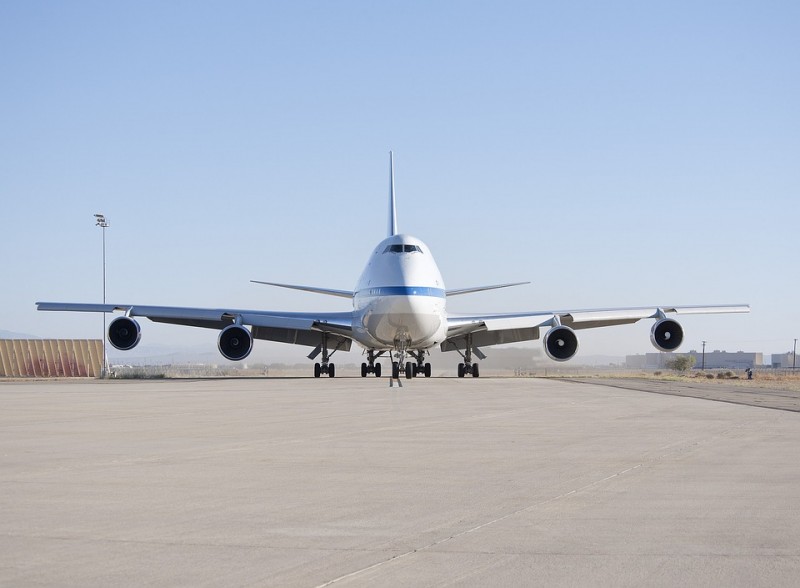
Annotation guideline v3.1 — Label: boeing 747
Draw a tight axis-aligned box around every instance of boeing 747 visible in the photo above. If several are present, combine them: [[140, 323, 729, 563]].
[[38, 153, 749, 379]]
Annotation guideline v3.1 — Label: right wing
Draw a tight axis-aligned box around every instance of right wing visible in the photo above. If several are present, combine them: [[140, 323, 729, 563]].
[[250, 281, 353, 299], [36, 302, 355, 351]]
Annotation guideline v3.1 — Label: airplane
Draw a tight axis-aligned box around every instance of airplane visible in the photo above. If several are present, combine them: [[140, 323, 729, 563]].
[[37, 153, 749, 380]]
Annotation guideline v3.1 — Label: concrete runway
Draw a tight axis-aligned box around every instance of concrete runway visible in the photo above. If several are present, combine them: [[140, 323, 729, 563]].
[[2, 377, 800, 587]]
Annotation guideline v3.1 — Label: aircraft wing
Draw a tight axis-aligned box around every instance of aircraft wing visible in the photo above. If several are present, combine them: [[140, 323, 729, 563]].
[[36, 302, 354, 351], [442, 304, 750, 351]]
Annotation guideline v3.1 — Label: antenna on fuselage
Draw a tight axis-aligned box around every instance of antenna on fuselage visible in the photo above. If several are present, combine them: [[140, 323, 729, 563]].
[[388, 151, 397, 236]]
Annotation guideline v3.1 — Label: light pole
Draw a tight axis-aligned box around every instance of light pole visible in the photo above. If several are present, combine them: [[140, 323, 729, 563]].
[[793, 338, 797, 370], [94, 214, 109, 377], [701, 340, 706, 371]]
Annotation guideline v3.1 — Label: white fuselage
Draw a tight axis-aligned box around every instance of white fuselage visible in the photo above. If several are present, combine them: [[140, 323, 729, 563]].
[[351, 234, 448, 351]]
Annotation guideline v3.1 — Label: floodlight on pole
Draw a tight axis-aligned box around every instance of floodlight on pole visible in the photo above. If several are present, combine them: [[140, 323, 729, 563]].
[[701, 340, 706, 370], [95, 214, 109, 377]]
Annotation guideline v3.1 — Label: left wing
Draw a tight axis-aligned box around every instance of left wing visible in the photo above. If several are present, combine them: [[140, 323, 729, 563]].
[[443, 304, 750, 354], [250, 281, 353, 299], [36, 302, 355, 352]]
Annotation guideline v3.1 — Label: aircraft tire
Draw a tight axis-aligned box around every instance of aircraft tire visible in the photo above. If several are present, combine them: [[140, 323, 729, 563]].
[[314, 363, 321, 378], [405, 362, 413, 379], [361, 363, 367, 377], [457, 363, 465, 378], [375, 363, 382, 377], [472, 363, 480, 378], [392, 362, 400, 379], [328, 363, 335, 378], [424, 363, 432, 378]]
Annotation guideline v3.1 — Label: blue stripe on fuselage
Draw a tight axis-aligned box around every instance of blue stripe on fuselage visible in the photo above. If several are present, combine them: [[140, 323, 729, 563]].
[[357, 286, 446, 298]]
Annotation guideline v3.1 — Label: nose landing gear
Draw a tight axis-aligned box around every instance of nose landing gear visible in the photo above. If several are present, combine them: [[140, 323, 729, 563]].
[[389, 339, 430, 386]]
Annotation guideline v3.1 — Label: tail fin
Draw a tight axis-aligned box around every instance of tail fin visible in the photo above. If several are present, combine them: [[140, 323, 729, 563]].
[[388, 151, 397, 236]]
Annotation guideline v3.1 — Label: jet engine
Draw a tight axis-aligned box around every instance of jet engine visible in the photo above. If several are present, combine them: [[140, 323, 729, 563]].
[[650, 318, 683, 352], [544, 325, 579, 362], [218, 324, 253, 361], [108, 316, 141, 351]]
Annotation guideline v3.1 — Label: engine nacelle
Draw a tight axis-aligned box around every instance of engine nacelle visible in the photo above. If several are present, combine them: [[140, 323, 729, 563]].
[[544, 325, 579, 362], [108, 316, 142, 351], [650, 318, 684, 352], [218, 324, 253, 361]]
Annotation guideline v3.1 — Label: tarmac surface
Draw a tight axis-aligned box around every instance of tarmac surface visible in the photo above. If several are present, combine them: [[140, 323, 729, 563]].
[[2, 376, 800, 587], [567, 377, 800, 412]]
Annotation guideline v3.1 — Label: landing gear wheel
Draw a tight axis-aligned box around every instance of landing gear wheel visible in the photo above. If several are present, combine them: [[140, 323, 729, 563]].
[[424, 363, 432, 378], [472, 363, 480, 378], [314, 363, 321, 378], [361, 363, 368, 378], [328, 363, 335, 378], [375, 363, 382, 377], [458, 363, 465, 378], [392, 362, 400, 379], [405, 362, 414, 379], [412, 363, 419, 377]]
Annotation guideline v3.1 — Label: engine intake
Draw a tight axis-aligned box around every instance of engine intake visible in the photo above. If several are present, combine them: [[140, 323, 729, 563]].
[[108, 316, 141, 351], [544, 325, 579, 362], [650, 318, 683, 351], [218, 325, 253, 361]]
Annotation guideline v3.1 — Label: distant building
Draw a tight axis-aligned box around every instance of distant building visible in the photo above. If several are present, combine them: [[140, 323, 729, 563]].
[[626, 350, 763, 370], [770, 353, 798, 369], [0, 339, 103, 377]]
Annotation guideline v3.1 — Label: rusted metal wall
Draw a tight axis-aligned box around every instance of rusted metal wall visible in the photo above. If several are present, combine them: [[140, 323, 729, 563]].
[[0, 340, 103, 377]]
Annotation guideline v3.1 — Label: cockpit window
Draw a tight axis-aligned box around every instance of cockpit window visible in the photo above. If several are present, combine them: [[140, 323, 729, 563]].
[[383, 244, 423, 254]]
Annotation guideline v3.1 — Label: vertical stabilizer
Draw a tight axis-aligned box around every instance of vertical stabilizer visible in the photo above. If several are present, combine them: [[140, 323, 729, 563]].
[[388, 151, 397, 236]]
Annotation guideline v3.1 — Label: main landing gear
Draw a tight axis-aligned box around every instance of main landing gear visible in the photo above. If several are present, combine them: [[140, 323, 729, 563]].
[[457, 362, 480, 378], [310, 332, 343, 378], [314, 362, 335, 378], [361, 350, 385, 377], [455, 333, 482, 378], [410, 350, 432, 378]]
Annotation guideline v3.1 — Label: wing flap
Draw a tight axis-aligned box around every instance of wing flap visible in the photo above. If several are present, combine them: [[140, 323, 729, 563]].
[[442, 326, 541, 352], [251, 326, 352, 351]]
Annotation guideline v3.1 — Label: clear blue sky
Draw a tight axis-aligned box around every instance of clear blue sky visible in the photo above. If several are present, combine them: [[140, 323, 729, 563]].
[[1, 1, 797, 360]]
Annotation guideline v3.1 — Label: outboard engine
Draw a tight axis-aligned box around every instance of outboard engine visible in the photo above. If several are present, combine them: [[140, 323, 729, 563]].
[[218, 324, 253, 361], [650, 318, 683, 351], [108, 316, 142, 351], [544, 325, 579, 362]]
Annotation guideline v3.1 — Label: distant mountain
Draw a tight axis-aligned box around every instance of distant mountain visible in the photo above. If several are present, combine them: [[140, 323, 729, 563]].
[[0, 330, 40, 339]]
